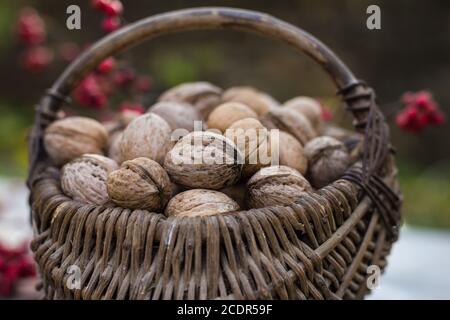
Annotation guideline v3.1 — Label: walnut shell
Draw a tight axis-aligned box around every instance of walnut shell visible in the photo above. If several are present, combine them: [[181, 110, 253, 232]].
[[259, 92, 281, 109], [271, 131, 308, 175], [119, 113, 172, 164], [284, 96, 323, 132], [149, 101, 203, 132], [44, 117, 108, 166], [304, 136, 350, 188], [222, 87, 277, 115], [260, 107, 316, 145], [107, 157, 172, 211], [225, 118, 271, 177], [165, 189, 240, 217], [158, 81, 222, 118], [164, 131, 243, 190], [61, 154, 118, 205], [207, 102, 257, 133], [107, 131, 123, 163], [246, 165, 312, 209]]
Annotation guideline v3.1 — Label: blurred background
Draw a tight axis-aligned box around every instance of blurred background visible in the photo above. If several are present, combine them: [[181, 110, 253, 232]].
[[0, 0, 449, 299]]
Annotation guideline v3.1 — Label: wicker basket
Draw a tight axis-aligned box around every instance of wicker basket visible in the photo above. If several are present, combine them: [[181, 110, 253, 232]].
[[27, 7, 402, 300]]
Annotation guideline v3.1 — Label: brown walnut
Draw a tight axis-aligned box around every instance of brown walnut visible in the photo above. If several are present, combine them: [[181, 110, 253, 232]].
[[164, 131, 243, 190], [246, 165, 312, 208], [61, 154, 118, 205], [44, 116, 108, 166], [165, 189, 240, 217], [304, 136, 350, 188], [260, 108, 316, 146], [107, 157, 172, 211], [119, 113, 173, 164], [158, 81, 222, 118]]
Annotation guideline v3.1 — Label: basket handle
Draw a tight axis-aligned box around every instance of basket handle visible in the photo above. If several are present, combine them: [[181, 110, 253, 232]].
[[30, 7, 390, 185]]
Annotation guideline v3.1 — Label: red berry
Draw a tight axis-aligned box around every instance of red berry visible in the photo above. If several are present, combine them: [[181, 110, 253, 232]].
[[0, 276, 14, 297], [417, 113, 429, 128], [113, 68, 136, 87], [396, 111, 408, 128], [404, 105, 418, 121], [97, 57, 116, 74], [92, 0, 123, 16], [428, 111, 445, 125], [320, 105, 333, 121], [73, 74, 108, 108], [102, 16, 121, 33], [16, 7, 46, 46], [103, 1, 123, 16], [21, 46, 54, 73]]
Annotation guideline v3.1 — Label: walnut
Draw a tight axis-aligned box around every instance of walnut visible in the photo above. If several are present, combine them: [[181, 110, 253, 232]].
[[164, 131, 243, 190], [165, 189, 240, 217], [260, 107, 316, 145], [225, 118, 271, 177], [304, 136, 350, 188], [61, 154, 118, 205], [149, 101, 203, 132], [271, 131, 308, 175], [119, 113, 173, 164], [246, 165, 312, 208], [44, 116, 108, 166], [158, 81, 222, 118], [107, 157, 172, 211], [284, 96, 323, 132], [222, 87, 278, 115], [207, 102, 257, 133], [107, 131, 123, 163]]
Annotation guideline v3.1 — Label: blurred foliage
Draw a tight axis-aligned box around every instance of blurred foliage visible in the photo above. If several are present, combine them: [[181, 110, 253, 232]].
[[0, 103, 29, 177], [399, 160, 450, 230], [150, 44, 223, 88], [0, 3, 15, 55]]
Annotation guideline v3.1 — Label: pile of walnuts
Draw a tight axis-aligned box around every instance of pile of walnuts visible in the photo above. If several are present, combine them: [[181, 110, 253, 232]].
[[44, 82, 361, 218]]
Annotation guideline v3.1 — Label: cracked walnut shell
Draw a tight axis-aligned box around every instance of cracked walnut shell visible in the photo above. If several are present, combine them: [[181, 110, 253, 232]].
[[149, 101, 203, 132], [165, 189, 240, 217], [225, 118, 271, 177], [246, 165, 312, 209], [107, 157, 172, 211], [61, 154, 118, 205], [119, 113, 173, 164], [304, 136, 350, 188], [44, 116, 108, 166], [164, 131, 243, 190], [158, 81, 222, 118], [284, 96, 323, 132], [222, 86, 278, 115], [207, 102, 257, 133], [260, 107, 316, 146], [271, 131, 308, 175]]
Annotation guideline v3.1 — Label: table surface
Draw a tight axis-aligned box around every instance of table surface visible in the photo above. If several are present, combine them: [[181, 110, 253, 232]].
[[1, 178, 449, 300]]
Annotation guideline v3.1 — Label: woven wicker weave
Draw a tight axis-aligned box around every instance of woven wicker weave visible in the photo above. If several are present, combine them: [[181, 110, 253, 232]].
[[27, 7, 402, 300]]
